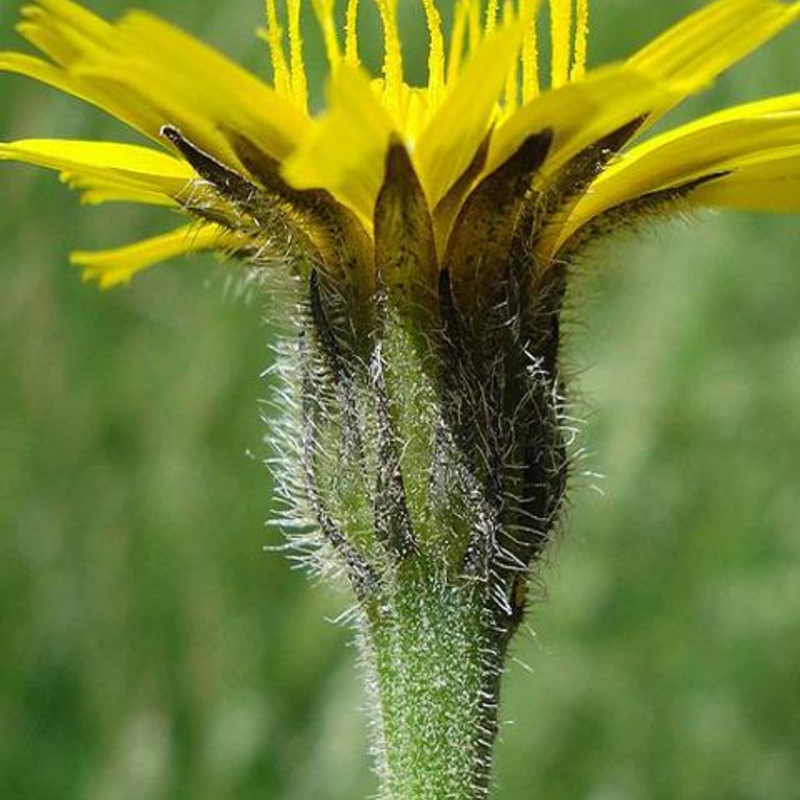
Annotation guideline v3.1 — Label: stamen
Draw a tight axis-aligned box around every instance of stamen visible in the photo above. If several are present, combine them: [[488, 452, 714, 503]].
[[263, 0, 292, 98], [502, 1, 518, 114], [446, 0, 469, 85], [311, 0, 342, 71], [549, 0, 572, 88], [521, 0, 540, 102], [466, 0, 482, 55], [421, 0, 445, 105], [375, 0, 404, 114], [345, 0, 360, 66], [287, 0, 309, 111], [570, 0, 588, 80], [485, 0, 500, 34]]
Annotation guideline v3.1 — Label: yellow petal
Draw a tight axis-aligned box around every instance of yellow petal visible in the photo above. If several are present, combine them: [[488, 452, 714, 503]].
[[572, 98, 800, 214], [446, 0, 470, 84], [0, 138, 192, 177], [628, 0, 800, 125], [281, 64, 395, 220], [74, 60, 241, 166], [414, 18, 524, 207], [61, 173, 179, 206], [91, 10, 309, 159], [0, 51, 163, 139], [72, 223, 232, 288], [0, 138, 194, 196], [556, 96, 800, 249], [486, 65, 680, 179], [24, 0, 112, 44], [10, 1, 310, 166], [13, 2, 170, 138], [688, 147, 800, 212]]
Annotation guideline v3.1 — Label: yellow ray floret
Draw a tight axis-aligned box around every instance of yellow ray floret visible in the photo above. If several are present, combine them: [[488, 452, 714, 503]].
[[446, 0, 470, 84], [61, 173, 180, 206], [0, 51, 165, 142], [94, 10, 309, 159], [688, 148, 800, 212], [6, 0, 310, 165], [413, 18, 524, 208], [1, 0, 799, 291], [72, 223, 234, 288], [569, 96, 800, 219], [628, 0, 800, 127], [0, 138, 194, 197], [281, 64, 395, 220], [485, 66, 679, 179]]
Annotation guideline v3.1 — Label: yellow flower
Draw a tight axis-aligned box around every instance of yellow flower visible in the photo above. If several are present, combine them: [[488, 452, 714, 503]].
[[0, 0, 798, 290], [3, 8, 796, 793]]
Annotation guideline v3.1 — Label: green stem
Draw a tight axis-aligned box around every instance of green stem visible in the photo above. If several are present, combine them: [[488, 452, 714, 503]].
[[362, 567, 504, 800], [292, 263, 566, 798]]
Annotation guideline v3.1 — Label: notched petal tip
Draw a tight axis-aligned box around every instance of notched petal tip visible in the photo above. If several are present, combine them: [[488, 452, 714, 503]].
[[70, 223, 231, 289]]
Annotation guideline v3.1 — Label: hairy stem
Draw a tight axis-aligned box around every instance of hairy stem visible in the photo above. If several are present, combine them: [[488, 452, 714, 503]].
[[273, 254, 568, 799], [361, 567, 503, 800]]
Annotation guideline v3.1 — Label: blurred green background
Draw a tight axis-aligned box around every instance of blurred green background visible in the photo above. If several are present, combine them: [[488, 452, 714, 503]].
[[1, 1, 799, 798]]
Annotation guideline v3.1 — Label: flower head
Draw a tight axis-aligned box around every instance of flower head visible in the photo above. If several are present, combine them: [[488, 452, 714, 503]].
[[2, 0, 800, 638], [1, 0, 797, 289], [3, 0, 799, 616], [3, 5, 798, 795]]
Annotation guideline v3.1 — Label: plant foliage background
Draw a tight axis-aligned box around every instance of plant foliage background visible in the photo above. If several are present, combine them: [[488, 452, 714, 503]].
[[1, 0, 799, 798]]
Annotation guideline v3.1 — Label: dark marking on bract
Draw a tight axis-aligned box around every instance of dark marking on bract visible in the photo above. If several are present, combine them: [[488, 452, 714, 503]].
[[443, 128, 553, 323], [374, 138, 439, 325], [161, 125, 259, 205]]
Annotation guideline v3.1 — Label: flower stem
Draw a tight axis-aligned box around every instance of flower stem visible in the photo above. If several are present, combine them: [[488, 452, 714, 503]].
[[281, 258, 568, 798], [361, 566, 504, 800]]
